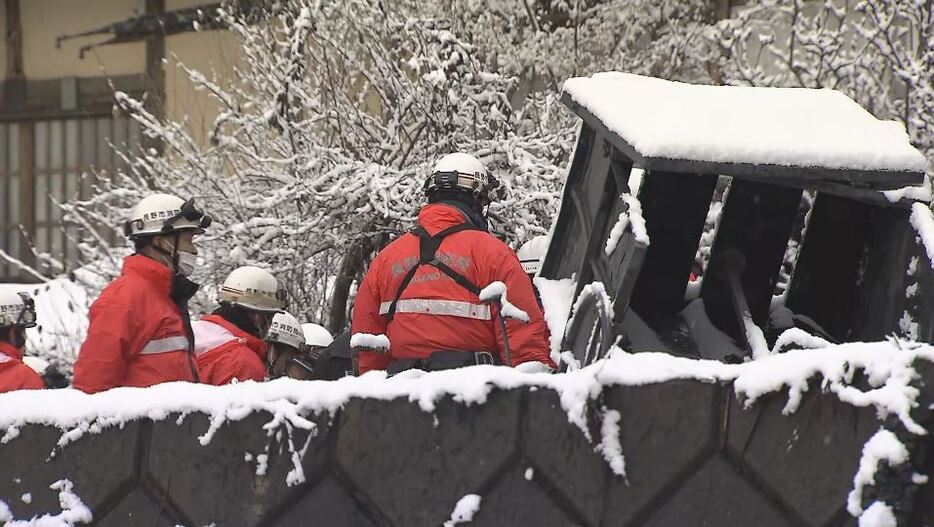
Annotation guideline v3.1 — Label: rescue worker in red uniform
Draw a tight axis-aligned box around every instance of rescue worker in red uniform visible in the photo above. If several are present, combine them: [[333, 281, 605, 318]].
[[517, 235, 550, 309], [0, 290, 44, 392], [193, 266, 284, 385], [264, 312, 318, 380], [73, 194, 211, 393], [352, 152, 554, 374]]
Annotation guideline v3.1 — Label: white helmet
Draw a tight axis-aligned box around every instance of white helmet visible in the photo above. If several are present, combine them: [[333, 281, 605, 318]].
[[424, 152, 500, 199], [517, 235, 549, 275], [123, 193, 212, 239], [302, 323, 333, 348], [219, 266, 285, 313], [266, 311, 306, 351], [0, 290, 37, 328]]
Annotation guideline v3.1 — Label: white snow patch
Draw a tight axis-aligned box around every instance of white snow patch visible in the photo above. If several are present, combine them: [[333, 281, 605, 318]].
[[605, 211, 630, 256], [899, 312, 919, 341], [535, 276, 576, 363], [858, 501, 897, 527], [349, 333, 390, 351], [910, 203, 934, 270], [524, 467, 534, 481], [562, 72, 927, 173], [772, 328, 832, 354], [480, 281, 530, 323], [745, 321, 770, 360], [20, 493, 31, 504], [623, 194, 648, 246], [627, 167, 645, 194], [514, 361, 553, 373], [254, 453, 269, 476], [884, 176, 933, 203], [443, 494, 481, 527], [595, 408, 626, 477], [912, 473, 929, 484], [848, 429, 910, 517], [605, 190, 649, 256], [0, 479, 92, 526], [285, 427, 313, 486]]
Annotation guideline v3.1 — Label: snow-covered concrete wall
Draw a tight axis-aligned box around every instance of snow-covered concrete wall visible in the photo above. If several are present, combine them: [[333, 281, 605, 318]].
[[1, 347, 932, 526]]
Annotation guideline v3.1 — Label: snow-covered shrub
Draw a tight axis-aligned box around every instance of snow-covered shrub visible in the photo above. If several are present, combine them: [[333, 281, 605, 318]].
[[55, 0, 725, 341], [62, 1, 579, 334]]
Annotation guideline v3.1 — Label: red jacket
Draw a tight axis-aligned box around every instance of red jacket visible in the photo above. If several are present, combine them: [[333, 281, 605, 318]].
[[193, 314, 267, 385], [0, 342, 44, 392], [353, 203, 554, 373], [73, 255, 198, 393]]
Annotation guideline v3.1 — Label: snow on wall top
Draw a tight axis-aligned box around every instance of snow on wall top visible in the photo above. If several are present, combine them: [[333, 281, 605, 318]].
[[561, 72, 928, 174], [1, 339, 932, 445]]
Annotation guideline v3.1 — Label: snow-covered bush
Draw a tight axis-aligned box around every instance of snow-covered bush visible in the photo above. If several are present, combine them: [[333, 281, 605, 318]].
[[56, 0, 725, 340], [63, 1, 579, 333]]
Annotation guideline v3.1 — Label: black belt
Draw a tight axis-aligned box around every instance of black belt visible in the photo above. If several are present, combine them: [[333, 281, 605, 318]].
[[387, 350, 501, 375]]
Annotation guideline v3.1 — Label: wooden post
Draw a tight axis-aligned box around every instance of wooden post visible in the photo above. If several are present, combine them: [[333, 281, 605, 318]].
[[143, 0, 166, 154], [3, 0, 25, 111]]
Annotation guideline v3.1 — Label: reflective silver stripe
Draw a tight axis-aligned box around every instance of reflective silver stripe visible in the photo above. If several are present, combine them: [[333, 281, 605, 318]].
[[140, 336, 189, 355], [379, 299, 491, 320]]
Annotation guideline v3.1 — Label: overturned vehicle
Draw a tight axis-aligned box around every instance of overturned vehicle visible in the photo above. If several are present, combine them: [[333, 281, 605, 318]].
[[2, 73, 934, 527]]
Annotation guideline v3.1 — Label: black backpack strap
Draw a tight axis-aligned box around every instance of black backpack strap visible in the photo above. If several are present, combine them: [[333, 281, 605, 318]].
[[384, 223, 483, 320], [385, 227, 431, 320], [433, 260, 481, 296]]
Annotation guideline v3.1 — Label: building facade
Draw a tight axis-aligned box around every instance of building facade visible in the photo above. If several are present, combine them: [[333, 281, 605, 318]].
[[0, 0, 236, 280]]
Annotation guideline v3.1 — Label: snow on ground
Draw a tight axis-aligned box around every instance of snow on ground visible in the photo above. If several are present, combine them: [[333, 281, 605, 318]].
[[562, 72, 928, 173]]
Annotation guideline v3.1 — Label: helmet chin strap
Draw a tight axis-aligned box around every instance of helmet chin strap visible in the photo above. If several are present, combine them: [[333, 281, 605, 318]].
[[150, 232, 183, 274], [267, 344, 296, 377]]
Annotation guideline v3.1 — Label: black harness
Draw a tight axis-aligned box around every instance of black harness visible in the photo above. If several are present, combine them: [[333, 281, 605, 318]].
[[382, 221, 517, 374], [384, 223, 483, 320]]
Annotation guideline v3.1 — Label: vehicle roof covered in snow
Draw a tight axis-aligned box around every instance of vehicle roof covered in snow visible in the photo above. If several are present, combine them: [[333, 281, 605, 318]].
[[561, 72, 927, 188]]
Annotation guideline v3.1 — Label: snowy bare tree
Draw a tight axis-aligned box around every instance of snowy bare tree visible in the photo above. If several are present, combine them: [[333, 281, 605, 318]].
[[62, 1, 578, 334], [55, 0, 729, 337]]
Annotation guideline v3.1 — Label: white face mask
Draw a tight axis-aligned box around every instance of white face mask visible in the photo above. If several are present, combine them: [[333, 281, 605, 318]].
[[175, 251, 198, 277]]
